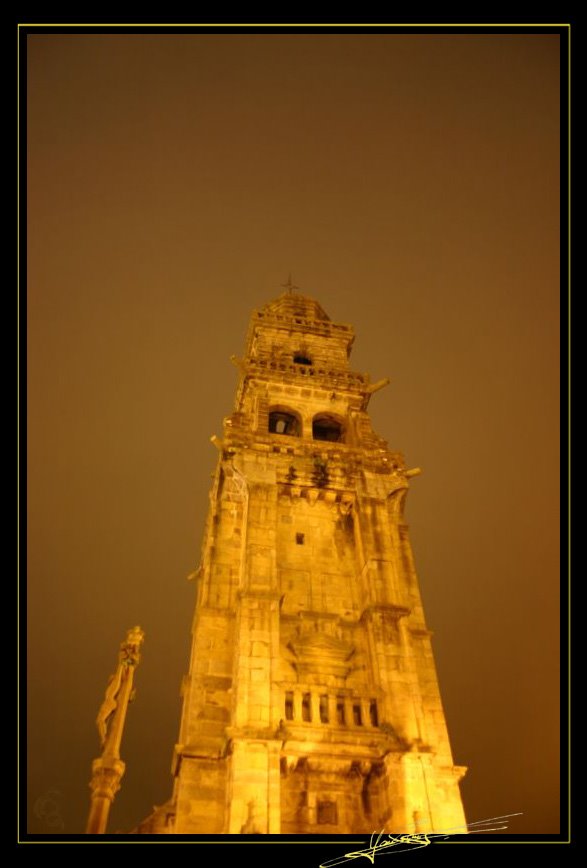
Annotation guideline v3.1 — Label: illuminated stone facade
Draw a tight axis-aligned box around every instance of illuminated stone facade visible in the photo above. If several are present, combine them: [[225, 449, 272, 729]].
[[138, 291, 467, 834]]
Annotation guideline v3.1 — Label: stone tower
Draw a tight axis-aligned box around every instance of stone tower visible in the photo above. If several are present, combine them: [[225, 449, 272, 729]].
[[138, 290, 467, 835]]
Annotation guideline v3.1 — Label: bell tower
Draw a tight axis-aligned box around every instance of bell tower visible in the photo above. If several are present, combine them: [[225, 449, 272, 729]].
[[137, 289, 467, 834]]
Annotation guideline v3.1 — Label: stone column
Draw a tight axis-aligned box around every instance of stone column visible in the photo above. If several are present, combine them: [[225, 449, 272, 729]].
[[344, 697, 354, 728], [293, 689, 303, 722], [86, 758, 125, 834], [311, 692, 321, 725], [328, 694, 338, 727]]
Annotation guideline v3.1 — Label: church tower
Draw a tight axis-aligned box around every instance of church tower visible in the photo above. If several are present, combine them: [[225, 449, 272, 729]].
[[139, 289, 467, 834]]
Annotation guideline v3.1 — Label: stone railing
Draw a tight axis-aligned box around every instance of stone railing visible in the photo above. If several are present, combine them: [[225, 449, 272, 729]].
[[255, 310, 353, 334], [245, 357, 368, 390], [282, 688, 380, 729]]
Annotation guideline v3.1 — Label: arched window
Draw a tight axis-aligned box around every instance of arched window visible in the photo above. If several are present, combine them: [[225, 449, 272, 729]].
[[312, 414, 344, 442], [269, 409, 301, 437], [293, 354, 312, 366]]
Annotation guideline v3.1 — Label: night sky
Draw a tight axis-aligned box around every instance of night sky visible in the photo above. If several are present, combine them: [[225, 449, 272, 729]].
[[26, 32, 560, 836]]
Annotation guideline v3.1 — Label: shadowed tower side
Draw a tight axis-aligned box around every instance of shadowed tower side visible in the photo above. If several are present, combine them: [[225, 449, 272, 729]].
[[135, 289, 467, 834]]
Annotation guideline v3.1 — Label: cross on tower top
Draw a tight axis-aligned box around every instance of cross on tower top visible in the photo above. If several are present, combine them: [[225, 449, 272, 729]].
[[281, 274, 299, 294]]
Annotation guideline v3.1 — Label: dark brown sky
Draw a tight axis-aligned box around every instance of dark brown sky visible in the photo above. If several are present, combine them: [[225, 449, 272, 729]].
[[26, 32, 560, 836]]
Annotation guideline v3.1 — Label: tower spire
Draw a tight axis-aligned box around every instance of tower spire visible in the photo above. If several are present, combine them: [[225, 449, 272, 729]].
[[281, 273, 299, 294]]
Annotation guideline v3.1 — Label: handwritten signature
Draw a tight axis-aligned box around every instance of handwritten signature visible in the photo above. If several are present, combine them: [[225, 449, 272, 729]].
[[319, 814, 523, 866], [319, 831, 444, 866]]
